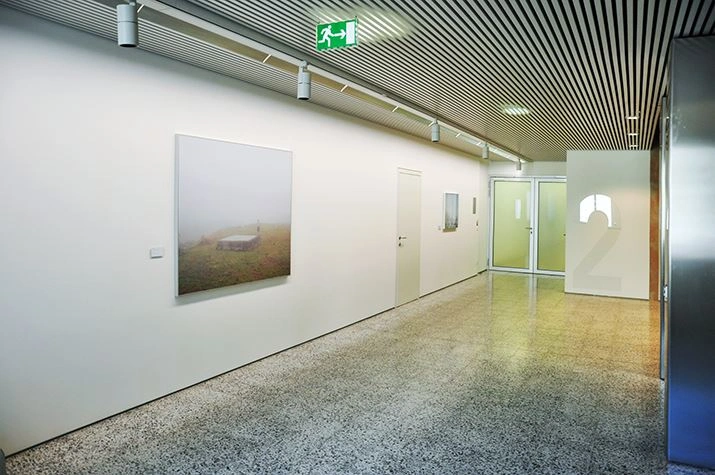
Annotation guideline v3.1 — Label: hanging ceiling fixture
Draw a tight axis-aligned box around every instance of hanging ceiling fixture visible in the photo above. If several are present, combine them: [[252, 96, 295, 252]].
[[297, 61, 311, 100], [431, 121, 440, 142], [116, 1, 138, 47]]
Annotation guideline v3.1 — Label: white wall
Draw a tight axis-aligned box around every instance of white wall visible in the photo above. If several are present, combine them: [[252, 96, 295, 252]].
[[488, 160, 566, 177], [565, 150, 650, 299], [0, 8, 488, 454]]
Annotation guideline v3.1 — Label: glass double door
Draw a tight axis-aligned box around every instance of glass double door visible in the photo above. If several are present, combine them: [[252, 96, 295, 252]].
[[490, 178, 566, 274]]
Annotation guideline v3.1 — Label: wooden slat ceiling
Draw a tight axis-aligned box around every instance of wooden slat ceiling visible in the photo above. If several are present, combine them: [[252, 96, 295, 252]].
[[5, 0, 715, 160]]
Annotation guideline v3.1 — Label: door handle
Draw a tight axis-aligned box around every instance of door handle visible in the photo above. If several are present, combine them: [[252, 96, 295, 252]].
[[398, 236, 407, 240]]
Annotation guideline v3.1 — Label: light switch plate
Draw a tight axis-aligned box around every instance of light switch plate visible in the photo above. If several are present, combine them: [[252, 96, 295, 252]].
[[150, 247, 164, 259]]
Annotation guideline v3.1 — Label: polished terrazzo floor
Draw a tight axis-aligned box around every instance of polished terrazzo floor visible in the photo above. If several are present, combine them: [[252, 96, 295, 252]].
[[7, 272, 715, 474]]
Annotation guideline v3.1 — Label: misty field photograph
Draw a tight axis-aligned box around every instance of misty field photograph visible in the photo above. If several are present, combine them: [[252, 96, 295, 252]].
[[176, 135, 292, 295]]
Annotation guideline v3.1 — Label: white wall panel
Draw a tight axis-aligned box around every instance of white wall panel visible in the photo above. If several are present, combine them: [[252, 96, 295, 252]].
[[565, 150, 650, 299], [488, 160, 567, 177]]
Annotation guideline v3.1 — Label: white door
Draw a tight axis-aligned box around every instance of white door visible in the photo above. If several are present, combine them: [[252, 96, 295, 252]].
[[396, 168, 421, 306]]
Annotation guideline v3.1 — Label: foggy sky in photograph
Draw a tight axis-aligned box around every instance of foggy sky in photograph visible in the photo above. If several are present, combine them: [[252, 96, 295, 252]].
[[177, 135, 292, 243]]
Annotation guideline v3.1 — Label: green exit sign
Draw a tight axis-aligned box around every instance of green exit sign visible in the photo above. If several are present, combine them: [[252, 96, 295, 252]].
[[316, 19, 358, 51]]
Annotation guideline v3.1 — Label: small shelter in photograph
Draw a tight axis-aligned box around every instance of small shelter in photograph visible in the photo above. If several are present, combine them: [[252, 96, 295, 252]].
[[216, 234, 260, 251]]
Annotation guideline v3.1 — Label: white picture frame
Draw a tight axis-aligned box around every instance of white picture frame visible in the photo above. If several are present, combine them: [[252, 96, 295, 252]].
[[444, 192, 459, 231]]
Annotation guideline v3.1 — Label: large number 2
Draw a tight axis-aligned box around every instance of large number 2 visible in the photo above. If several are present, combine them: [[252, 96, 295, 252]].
[[573, 194, 622, 292]]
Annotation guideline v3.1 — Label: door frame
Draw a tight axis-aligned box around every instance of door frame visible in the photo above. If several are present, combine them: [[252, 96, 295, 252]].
[[488, 176, 566, 276], [532, 177, 566, 276], [488, 177, 533, 273]]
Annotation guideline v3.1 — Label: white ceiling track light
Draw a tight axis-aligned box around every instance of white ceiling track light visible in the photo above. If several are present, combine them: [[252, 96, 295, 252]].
[[516, 159, 522, 171], [482, 143, 489, 160], [117, 1, 138, 47], [297, 61, 311, 100], [132, 0, 528, 162], [431, 121, 440, 142]]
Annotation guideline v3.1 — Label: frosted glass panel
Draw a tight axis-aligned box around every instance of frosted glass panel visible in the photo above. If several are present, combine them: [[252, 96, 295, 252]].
[[537, 182, 566, 272], [493, 181, 531, 269]]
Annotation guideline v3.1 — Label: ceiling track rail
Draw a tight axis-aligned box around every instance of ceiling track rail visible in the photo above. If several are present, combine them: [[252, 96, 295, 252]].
[[130, 0, 528, 163]]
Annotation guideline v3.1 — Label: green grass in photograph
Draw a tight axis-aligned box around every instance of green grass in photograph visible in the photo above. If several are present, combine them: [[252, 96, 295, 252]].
[[178, 223, 290, 295]]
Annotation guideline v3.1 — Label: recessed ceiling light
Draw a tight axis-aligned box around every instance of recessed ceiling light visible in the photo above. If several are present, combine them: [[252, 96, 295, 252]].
[[501, 104, 530, 116], [630, 145, 638, 148], [628, 132, 638, 136], [627, 115, 639, 120]]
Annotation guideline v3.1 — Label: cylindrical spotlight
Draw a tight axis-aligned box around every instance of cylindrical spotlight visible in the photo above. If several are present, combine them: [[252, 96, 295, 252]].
[[482, 143, 489, 160], [516, 159, 522, 171], [431, 121, 440, 142], [117, 2, 138, 47], [297, 62, 311, 100]]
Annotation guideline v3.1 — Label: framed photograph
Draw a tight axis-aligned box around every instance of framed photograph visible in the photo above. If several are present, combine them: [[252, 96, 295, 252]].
[[444, 192, 459, 231], [176, 134, 292, 296]]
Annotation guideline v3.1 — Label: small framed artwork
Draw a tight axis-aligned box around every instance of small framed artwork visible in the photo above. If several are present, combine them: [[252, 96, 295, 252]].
[[443, 192, 459, 231]]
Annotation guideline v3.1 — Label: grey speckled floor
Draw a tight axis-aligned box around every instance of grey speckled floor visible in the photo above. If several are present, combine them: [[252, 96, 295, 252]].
[[6, 272, 715, 475]]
